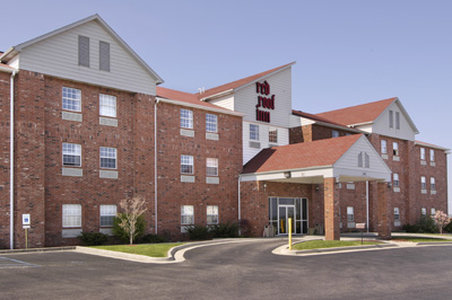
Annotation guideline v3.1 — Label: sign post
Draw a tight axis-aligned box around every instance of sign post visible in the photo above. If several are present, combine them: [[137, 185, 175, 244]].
[[22, 214, 31, 249], [356, 223, 366, 245], [288, 217, 293, 250]]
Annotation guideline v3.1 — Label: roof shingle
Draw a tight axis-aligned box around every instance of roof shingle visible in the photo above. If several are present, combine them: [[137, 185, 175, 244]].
[[242, 134, 362, 174]]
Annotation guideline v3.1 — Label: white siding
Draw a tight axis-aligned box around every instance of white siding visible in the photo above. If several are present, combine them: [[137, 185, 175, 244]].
[[334, 136, 392, 181], [208, 94, 234, 110], [16, 20, 157, 95], [371, 102, 416, 141], [242, 121, 289, 164], [234, 68, 292, 128]]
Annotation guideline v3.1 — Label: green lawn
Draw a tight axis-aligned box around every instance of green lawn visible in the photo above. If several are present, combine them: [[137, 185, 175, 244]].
[[293, 240, 382, 250], [92, 243, 184, 257], [391, 236, 451, 243]]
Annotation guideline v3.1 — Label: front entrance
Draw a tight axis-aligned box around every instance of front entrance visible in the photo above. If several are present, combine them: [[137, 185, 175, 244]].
[[269, 197, 308, 235]]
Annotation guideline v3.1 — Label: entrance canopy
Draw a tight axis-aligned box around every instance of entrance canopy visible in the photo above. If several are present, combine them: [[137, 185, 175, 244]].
[[241, 134, 391, 183]]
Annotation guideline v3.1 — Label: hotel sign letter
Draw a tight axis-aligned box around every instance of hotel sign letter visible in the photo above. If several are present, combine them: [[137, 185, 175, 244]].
[[255, 81, 274, 123]]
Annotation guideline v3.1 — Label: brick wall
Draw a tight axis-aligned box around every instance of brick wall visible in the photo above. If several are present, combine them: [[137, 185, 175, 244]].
[[156, 102, 243, 239], [0, 72, 10, 248], [289, 124, 352, 144]]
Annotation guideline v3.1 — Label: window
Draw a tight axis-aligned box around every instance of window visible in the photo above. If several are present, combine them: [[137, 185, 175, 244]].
[[332, 130, 339, 138], [206, 158, 218, 176], [99, 94, 117, 118], [431, 208, 436, 217], [381, 140, 387, 154], [430, 149, 435, 162], [181, 205, 194, 225], [62, 143, 81, 167], [180, 109, 193, 129], [100, 147, 117, 169], [393, 142, 399, 156], [430, 177, 436, 191], [99, 41, 110, 72], [78, 35, 90, 67], [421, 208, 426, 216], [420, 147, 426, 161], [269, 128, 278, 143], [249, 124, 259, 141], [421, 176, 426, 190], [394, 207, 400, 221], [393, 173, 399, 187], [347, 207, 354, 222], [100, 205, 117, 227], [62, 87, 81, 112], [395, 112, 400, 129], [389, 110, 394, 128], [206, 114, 217, 133], [62, 204, 81, 228], [206, 205, 219, 225], [181, 155, 194, 174]]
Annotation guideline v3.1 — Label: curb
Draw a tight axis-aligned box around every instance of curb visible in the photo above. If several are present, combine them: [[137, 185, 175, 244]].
[[289, 243, 396, 255], [0, 246, 76, 254], [417, 241, 452, 246]]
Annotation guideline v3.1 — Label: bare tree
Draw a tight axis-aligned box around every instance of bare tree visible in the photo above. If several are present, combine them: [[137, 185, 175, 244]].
[[117, 196, 147, 244], [433, 210, 450, 235]]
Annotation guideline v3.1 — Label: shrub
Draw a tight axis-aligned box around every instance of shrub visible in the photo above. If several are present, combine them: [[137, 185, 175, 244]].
[[403, 215, 438, 233], [137, 233, 168, 244], [186, 224, 212, 240], [210, 222, 239, 238], [113, 214, 146, 243], [444, 221, 452, 233], [79, 232, 108, 246], [238, 219, 252, 237]]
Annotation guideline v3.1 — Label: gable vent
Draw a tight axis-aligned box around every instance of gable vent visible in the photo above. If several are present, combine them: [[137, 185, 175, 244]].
[[99, 41, 110, 72], [78, 35, 90, 67]]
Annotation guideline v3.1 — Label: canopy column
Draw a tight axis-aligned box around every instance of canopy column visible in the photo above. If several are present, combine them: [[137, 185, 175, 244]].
[[324, 177, 340, 240], [377, 181, 392, 239]]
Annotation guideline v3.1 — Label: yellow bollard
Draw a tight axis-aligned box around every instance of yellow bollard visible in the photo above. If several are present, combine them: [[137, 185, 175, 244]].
[[288, 217, 292, 250]]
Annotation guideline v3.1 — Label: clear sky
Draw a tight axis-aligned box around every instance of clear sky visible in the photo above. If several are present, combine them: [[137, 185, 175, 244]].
[[1, 0, 451, 213]]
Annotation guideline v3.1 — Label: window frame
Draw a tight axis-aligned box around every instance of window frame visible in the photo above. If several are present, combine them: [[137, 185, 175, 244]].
[[99, 94, 117, 118], [78, 35, 90, 68], [332, 130, 339, 138], [100, 147, 117, 169], [269, 128, 278, 143], [99, 41, 110, 72], [180, 108, 193, 129], [395, 111, 400, 129], [421, 176, 427, 190], [431, 208, 436, 217], [381, 140, 387, 154], [420, 147, 426, 161], [249, 124, 259, 141], [100, 205, 117, 227], [430, 149, 435, 162], [181, 205, 194, 225], [62, 143, 82, 167], [206, 205, 219, 225], [206, 158, 218, 177], [205, 113, 218, 133], [62, 204, 82, 228], [347, 206, 354, 222], [389, 110, 394, 128], [393, 142, 399, 156], [430, 177, 436, 191], [394, 207, 400, 221], [62, 87, 82, 112], [181, 155, 194, 175], [393, 173, 400, 187], [421, 208, 427, 216]]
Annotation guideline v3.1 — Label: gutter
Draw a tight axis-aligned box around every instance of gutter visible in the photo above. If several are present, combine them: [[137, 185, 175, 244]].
[[154, 98, 160, 234], [10, 70, 17, 249], [156, 97, 244, 117]]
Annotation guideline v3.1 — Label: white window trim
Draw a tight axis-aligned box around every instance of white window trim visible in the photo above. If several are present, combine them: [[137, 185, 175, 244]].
[[206, 158, 218, 177], [99, 94, 117, 118], [269, 128, 278, 143], [180, 109, 193, 129], [62, 87, 82, 112], [181, 205, 194, 225], [100, 147, 117, 169], [62, 143, 82, 167], [181, 155, 194, 175], [62, 204, 82, 228], [249, 124, 259, 141], [100, 205, 117, 227], [381, 140, 387, 154], [206, 113, 218, 133], [206, 205, 219, 225]]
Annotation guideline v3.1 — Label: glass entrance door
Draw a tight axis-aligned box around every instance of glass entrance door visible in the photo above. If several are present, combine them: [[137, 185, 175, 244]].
[[278, 205, 295, 235]]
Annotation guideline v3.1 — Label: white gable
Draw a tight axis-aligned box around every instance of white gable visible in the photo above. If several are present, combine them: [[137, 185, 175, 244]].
[[334, 135, 392, 182], [10, 18, 160, 95], [359, 100, 418, 141]]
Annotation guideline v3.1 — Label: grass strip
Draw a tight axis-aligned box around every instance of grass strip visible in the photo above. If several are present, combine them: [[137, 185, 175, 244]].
[[391, 236, 450, 243], [91, 243, 184, 257], [293, 240, 382, 250]]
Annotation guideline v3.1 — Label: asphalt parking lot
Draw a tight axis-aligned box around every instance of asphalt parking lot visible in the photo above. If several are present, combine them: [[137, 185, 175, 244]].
[[1, 240, 452, 299]]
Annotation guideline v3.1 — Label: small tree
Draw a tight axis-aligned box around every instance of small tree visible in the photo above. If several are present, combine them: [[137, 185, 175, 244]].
[[116, 196, 147, 244], [433, 210, 450, 235]]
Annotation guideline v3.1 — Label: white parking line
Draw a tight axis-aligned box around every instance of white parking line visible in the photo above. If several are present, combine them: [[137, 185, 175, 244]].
[[0, 257, 39, 268]]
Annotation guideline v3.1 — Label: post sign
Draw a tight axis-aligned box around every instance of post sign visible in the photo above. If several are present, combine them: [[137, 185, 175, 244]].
[[356, 223, 366, 230], [22, 214, 31, 229]]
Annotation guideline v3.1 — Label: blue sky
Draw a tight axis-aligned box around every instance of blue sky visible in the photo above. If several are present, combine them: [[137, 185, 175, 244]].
[[2, 0, 451, 213]]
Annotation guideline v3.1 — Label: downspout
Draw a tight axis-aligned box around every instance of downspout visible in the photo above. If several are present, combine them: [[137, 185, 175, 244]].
[[154, 98, 160, 234], [10, 70, 17, 249], [366, 180, 369, 233], [238, 175, 241, 222]]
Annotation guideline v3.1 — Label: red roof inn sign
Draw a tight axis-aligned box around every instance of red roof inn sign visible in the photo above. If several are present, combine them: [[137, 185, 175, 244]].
[[255, 81, 275, 123]]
